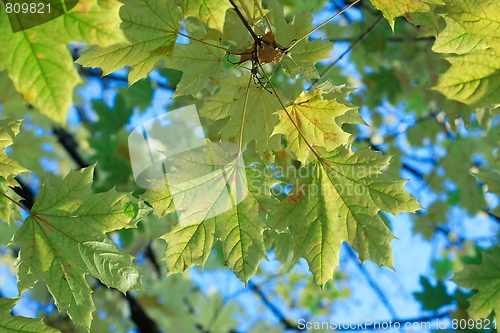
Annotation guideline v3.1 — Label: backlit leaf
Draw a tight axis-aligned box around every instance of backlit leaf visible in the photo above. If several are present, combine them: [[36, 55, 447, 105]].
[[0, 298, 60, 333], [77, 0, 182, 85], [13, 166, 151, 329], [274, 146, 421, 286], [0, 0, 126, 124], [454, 247, 500, 322]]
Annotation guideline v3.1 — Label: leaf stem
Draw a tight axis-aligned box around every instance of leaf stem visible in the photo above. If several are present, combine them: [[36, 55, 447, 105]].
[[314, 15, 383, 87], [238, 74, 254, 154], [0, 189, 32, 214], [177, 32, 235, 53], [258, 66, 322, 161]]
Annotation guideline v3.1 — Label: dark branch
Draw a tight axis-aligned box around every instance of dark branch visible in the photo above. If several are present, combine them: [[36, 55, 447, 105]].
[[248, 280, 302, 331], [345, 246, 399, 320], [315, 15, 383, 86], [229, 0, 261, 45], [11, 177, 35, 210], [125, 292, 162, 333], [145, 242, 161, 276], [52, 127, 89, 169]]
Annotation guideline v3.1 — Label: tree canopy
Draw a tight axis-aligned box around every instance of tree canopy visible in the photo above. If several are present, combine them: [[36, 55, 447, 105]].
[[0, 0, 499, 332]]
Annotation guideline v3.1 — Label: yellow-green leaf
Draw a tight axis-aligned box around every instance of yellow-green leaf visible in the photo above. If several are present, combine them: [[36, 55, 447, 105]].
[[77, 0, 182, 85], [272, 84, 356, 163], [454, 247, 500, 322], [432, 16, 489, 54], [200, 73, 281, 159], [274, 147, 421, 286], [0, 298, 60, 333], [0, 118, 28, 180], [370, 0, 432, 30], [13, 166, 151, 329], [0, 0, 126, 124], [175, 0, 232, 31], [433, 48, 500, 108]]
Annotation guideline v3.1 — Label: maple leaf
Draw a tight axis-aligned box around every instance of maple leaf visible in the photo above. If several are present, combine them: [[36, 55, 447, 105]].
[[273, 146, 421, 286], [223, 0, 267, 50], [454, 247, 500, 322], [0, 118, 28, 180], [432, 16, 489, 55], [0, 298, 60, 333], [272, 82, 358, 163], [443, 0, 500, 49], [413, 276, 454, 311], [142, 141, 277, 282], [200, 73, 282, 159], [77, 0, 182, 86], [0, 0, 126, 124], [433, 48, 500, 108], [0, 179, 22, 225], [432, 0, 500, 108], [267, 0, 333, 80], [0, 118, 29, 224], [370, 0, 433, 30], [13, 166, 151, 329], [175, 0, 232, 31], [162, 41, 226, 96]]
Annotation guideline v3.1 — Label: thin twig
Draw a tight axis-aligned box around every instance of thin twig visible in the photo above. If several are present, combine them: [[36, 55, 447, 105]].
[[346, 246, 399, 320], [314, 15, 384, 87], [248, 280, 301, 331]]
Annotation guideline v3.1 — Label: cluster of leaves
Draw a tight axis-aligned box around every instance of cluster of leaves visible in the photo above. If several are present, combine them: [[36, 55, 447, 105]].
[[0, 0, 499, 332]]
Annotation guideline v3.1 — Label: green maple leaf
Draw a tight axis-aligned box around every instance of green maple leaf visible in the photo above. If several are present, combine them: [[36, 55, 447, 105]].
[[0, 118, 28, 180], [272, 83, 357, 163], [404, 4, 440, 36], [432, 16, 489, 55], [223, 0, 267, 50], [0, 179, 22, 225], [433, 0, 500, 108], [0, 298, 60, 333], [443, 0, 500, 50], [414, 276, 454, 311], [200, 73, 282, 159], [0, 118, 30, 224], [162, 41, 226, 96], [77, 0, 182, 86], [266, 0, 312, 48], [273, 146, 421, 286], [13, 166, 151, 329], [281, 39, 333, 80], [0, 0, 126, 124], [433, 48, 500, 108], [87, 95, 133, 133], [454, 247, 500, 322], [370, 0, 432, 30], [142, 141, 277, 282], [175, 0, 232, 31], [267, 0, 332, 80]]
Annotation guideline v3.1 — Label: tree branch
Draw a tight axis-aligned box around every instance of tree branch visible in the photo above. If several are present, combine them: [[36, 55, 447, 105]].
[[247, 280, 302, 331], [125, 292, 162, 333], [314, 15, 383, 86], [345, 246, 399, 320], [52, 127, 89, 169]]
